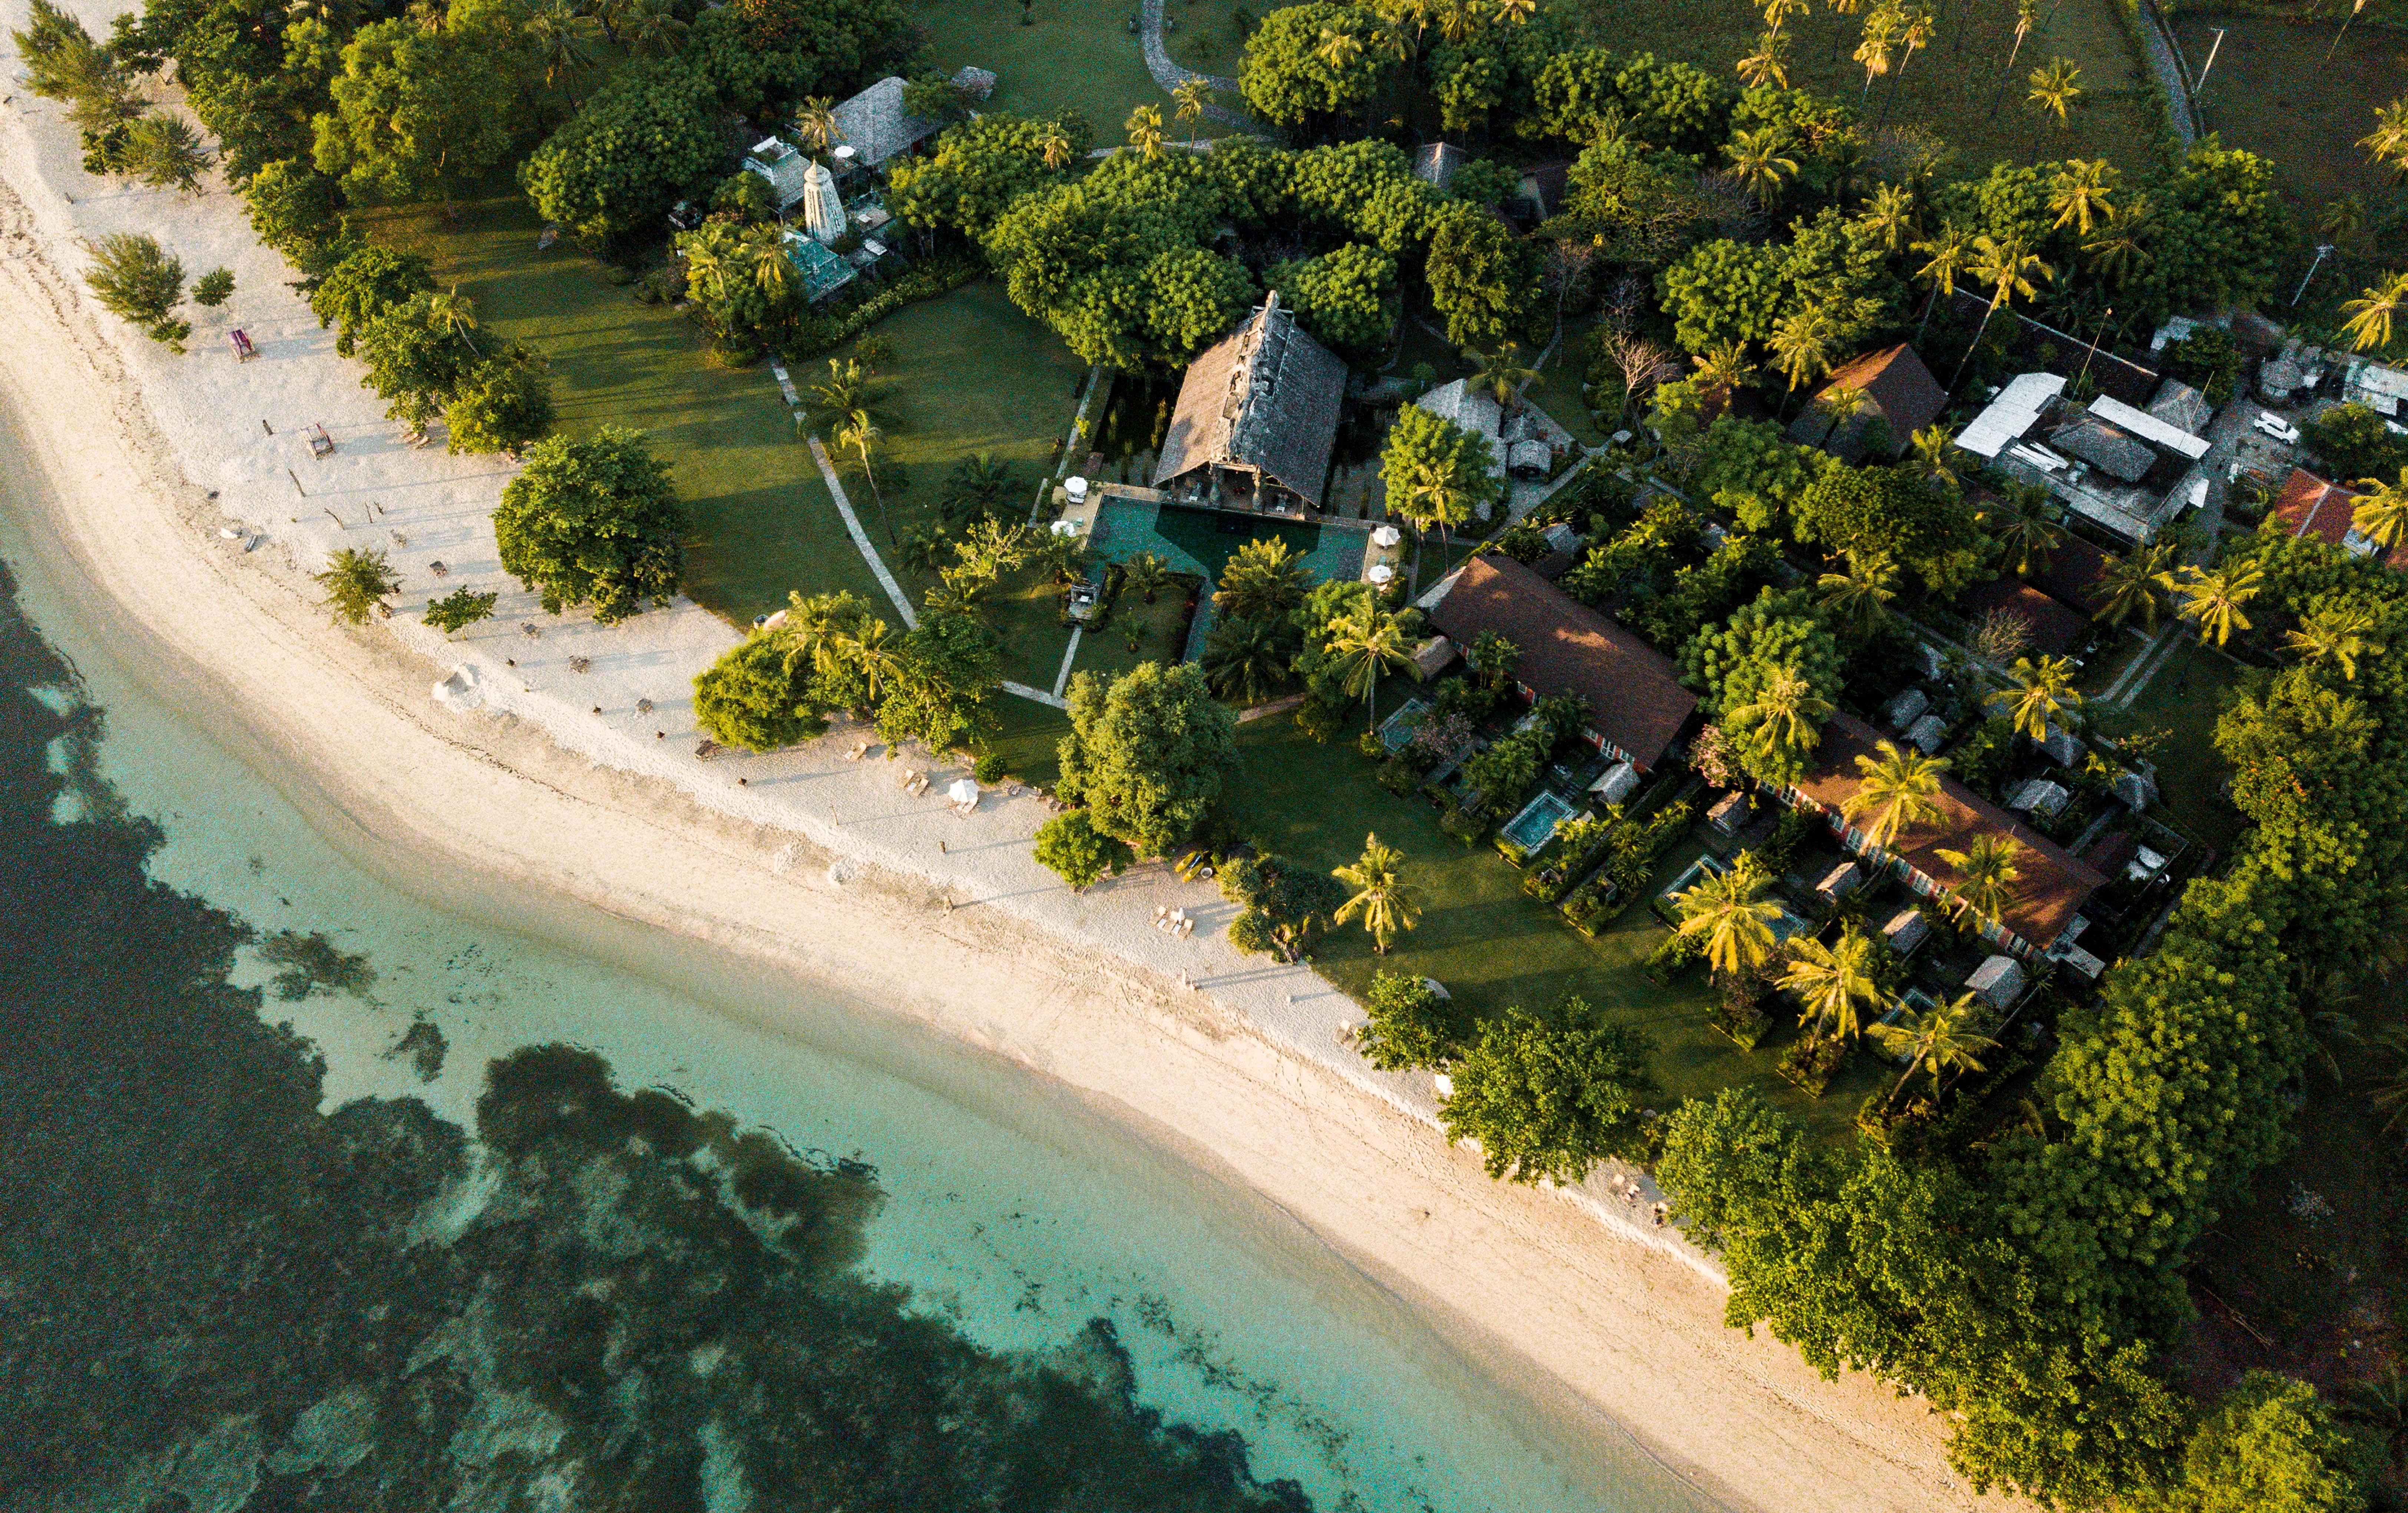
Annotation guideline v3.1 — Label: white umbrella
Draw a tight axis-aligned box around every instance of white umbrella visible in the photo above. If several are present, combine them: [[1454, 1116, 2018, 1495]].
[[947, 779, 979, 808], [1372, 524, 1402, 547]]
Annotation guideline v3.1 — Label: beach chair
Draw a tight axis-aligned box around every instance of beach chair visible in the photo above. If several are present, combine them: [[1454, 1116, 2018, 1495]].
[[307, 423, 336, 458], [228, 329, 257, 361]]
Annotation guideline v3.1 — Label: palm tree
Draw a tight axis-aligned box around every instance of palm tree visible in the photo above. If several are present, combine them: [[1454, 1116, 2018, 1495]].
[[1813, 383, 1869, 437], [1872, 991, 1996, 1108], [1326, 597, 1418, 731], [2026, 57, 2082, 150], [900, 525, 949, 576], [1727, 126, 1801, 205], [1858, 183, 1918, 254], [834, 408, 895, 544], [2340, 270, 2408, 354], [1760, 0, 1807, 34], [1980, 488, 2064, 575], [1910, 222, 1975, 340], [1886, 4, 1934, 105], [1676, 857, 1784, 980], [1953, 232, 2053, 388], [426, 284, 480, 354], [1854, 5, 1900, 100], [1466, 630, 1519, 688], [779, 591, 864, 684], [1989, 654, 2082, 739], [1842, 739, 1948, 850], [2358, 95, 2408, 177], [1122, 551, 1174, 603], [2002, 0, 2039, 75], [2340, 1365, 2408, 1470], [314, 547, 402, 625], [1731, 666, 1834, 758], [1333, 834, 1422, 953], [1203, 615, 1294, 703], [525, 0, 602, 87], [808, 356, 870, 424], [1911, 424, 1961, 490], [2048, 158, 2117, 234], [2090, 541, 2171, 629], [1817, 552, 1898, 638], [841, 616, 905, 704], [2353, 468, 2408, 551], [1125, 104, 1165, 159], [740, 226, 792, 300], [616, 0, 687, 55], [1934, 833, 2022, 926], [1780, 931, 1882, 1043], [1691, 341, 1757, 392], [1172, 80, 1211, 144], [793, 97, 838, 155], [1768, 308, 1836, 393], [2081, 195, 2154, 289], [1737, 29, 1792, 89], [1316, 23, 1364, 72], [2284, 605, 2381, 680], [2321, 193, 2366, 247], [1465, 342, 1538, 411], [1492, 0, 1537, 22], [681, 236, 735, 302], [2168, 562, 2263, 647], [1214, 537, 1311, 620], [1399, 460, 1473, 575], [1039, 127, 1074, 170]]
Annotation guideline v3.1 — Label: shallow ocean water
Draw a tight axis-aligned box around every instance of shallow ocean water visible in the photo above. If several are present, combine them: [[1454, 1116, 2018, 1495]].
[[0, 420, 1717, 1513]]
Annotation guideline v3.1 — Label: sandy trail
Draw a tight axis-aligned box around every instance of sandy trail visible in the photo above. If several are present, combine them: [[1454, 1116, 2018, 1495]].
[[0, 19, 1986, 1509]]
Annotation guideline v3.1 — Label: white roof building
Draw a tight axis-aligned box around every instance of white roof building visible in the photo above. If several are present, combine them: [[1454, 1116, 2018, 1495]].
[[1958, 373, 2068, 459], [2346, 359, 2408, 419], [2088, 395, 2210, 460]]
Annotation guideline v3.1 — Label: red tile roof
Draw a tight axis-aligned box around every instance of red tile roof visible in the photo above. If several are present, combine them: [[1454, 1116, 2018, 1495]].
[[1429, 555, 1698, 769], [2270, 469, 2404, 568], [1790, 712, 2105, 951]]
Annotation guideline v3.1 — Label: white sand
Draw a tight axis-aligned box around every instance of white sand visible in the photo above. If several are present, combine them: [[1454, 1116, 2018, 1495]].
[[0, 21, 1990, 1510]]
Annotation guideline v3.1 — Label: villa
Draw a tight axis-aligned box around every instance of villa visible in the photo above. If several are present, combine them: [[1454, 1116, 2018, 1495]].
[[2269, 469, 2400, 567], [1153, 291, 1349, 517], [1786, 712, 2104, 958], [1424, 554, 1697, 772], [1785, 344, 1946, 463]]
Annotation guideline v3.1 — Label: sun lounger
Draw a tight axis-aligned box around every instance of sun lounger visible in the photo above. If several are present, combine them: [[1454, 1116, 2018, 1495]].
[[228, 329, 257, 361], [307, 423, 336, 458]]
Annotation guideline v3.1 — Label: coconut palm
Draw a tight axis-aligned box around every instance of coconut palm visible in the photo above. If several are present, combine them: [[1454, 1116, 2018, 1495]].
[[314, 547, 402, 625], [2002, 0, 2039, 74], [1728, 126, 1801, 206], [2169, 562, 2264, 647], [1492, 0, 1537, 22], [741, 226, 792, 299], [2340, 1365, 2408, 1469], [1979, 487, 2064, 575], [1326, 597, 1418, 730], [1691, 341, 1758, 392], [2284, 605, 2381, 681], [1780, 931, 1882, 1043], [1910, 221, 1975, 339], [1203, 614, 1295, 704], [2026, 57, 2082, 148], [1768, 308, 1837, 393], [1872, 991, 1996, 1107], [779, 591, 865, 683], [1887, 4, 1934, 99], [1737, 29, 1792, 89], [1911, 424, 1961, 490], [1935, 833, 2022, 926], [1674, 856, 1784, 980], [1172, 80, 1211, 144], [1953, 232, 2053, 388], [1465, 342, 1539, 411], [1122, 551, 1174, 603], [1817, 551, 1898, 639], [2340, 270, 2408, 354], [1399, 459, 1473, 575], [616, 0, 687, 55], [2048, 158, 2117, 234], [1858, 183, 1918, 254], [841, 616, 905, 704], [1760, 0, 1807, 34], [2359, 95, 2408, 177], [1213, 537, 1311, 621], [1125, 104, 1165, 159], [2090, 540, 2171, 628], [524, 0, 602, 87], [794, 97, 838, 154], [1989, 654, 2083, 739], [1854, 5, 1899, 100], [1316, 23, 1364, 71], [1843, 739, 1948, 851], [2354, 469, 2408, 552], [1466, 630, 1519, 688], [834, 408, 894, 543], [426, 284, 481, 354], [2081, 195, 2154, 288], [900, 525, 949, 576], [1039, 127, 1074, 170], [1731, 666, 1835, 757], [808, 356, 871, 426], [1333, 834, 1422, 953]]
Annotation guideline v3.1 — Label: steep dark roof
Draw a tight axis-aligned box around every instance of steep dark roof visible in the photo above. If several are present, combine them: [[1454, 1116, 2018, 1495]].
[[1427, 555, 1697, 769], [1412, 142, 1465, 188], [1791, 712, 2105, 950], [2048, 417, 2158, 483], [1153, 292, 1347, 506], [1959, 576, 2088, 656], [1785, 344, 1947, 461]]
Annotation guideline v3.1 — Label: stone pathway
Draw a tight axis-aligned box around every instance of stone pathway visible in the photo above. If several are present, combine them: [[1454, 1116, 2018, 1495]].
[[804, 435, 919, 630], [2131, 0, 2202, 145], [1139, 0, 1254, 127]]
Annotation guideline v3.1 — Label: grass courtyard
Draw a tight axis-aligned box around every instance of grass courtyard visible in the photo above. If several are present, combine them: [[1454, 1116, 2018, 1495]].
[[2089, 639, 2249, 855], [911, 0, 1234, 138]]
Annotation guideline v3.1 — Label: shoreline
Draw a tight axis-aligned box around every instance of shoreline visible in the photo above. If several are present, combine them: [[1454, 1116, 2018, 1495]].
[[0, 42, 1981, 1513]]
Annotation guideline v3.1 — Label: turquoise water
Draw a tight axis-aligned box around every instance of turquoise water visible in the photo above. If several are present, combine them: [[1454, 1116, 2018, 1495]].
[[1088, 498, 1370, 662], [0, 425, 1716, 1512], [1501, 792, 1577, 854]]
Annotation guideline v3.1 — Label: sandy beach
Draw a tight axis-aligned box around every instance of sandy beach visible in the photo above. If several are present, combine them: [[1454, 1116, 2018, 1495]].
[[0, 20, 1986, 1508]]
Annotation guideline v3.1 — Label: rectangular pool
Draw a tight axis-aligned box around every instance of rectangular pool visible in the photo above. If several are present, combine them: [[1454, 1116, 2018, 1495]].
[[1499, 792, 1576, 855]]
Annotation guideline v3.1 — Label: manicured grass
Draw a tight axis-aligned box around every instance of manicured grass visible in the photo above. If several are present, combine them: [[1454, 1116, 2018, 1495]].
[[912, 0, 1224, 137], [2174, 14, 2408, 213], [354, 187, 890, 625], [1226, 719, 1885, 1144], [1561, 0, 2169, 175], [2088, 637, 2249, 854], [1160, 0, 1254, 78]]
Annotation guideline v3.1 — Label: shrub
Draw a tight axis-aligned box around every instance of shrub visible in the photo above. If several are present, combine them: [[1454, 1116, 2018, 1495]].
[[314, 547, 400, 625], [1356, 971, 1463, 1071], [445, 351, 556, 457], [974, 750, 1008, 784], [423, 587, 497, 635], [191, 268, 235, 307], [1374, 755, 1423, 797], [1032, 810, 1133, 892], [82, 233, 188, 351]]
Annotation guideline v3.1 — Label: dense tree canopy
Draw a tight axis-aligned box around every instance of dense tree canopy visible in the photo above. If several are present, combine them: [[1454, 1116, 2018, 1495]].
[[495, 426, 685, 623], [1057, 662, 1238, 856], [1237, 3, 1390, 129], [1439, 999, 1659, 1185], [311, 17, 516, 207], [519, 63, 725, 244]]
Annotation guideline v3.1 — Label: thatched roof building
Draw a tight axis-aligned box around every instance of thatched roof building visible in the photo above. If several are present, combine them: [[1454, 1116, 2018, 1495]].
[[1153, 291, 1347, 510]]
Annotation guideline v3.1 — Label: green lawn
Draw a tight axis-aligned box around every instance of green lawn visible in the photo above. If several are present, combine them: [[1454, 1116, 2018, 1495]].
[[1160, 0, 1253, 79], [1226, 719, 1885, 1143], [2089, 638, 2249, 854], [912, 0, 1231, 138]]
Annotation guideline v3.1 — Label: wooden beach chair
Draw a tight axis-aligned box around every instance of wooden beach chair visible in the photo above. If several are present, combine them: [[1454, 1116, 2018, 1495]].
[[228, 328, 258, 361], [307, 423, 336, 458]]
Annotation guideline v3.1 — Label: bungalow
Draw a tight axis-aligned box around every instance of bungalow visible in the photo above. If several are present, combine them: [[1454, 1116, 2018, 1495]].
[[1787, 711, 2105, 958], [1785, 344, 1947, 462], [1154, 291, 1347, 515], [1424, 554, 1698, 771], [830, 77, 940, 173], [1958, 576, 2088, 657], [2270, 468, 2402, 567]]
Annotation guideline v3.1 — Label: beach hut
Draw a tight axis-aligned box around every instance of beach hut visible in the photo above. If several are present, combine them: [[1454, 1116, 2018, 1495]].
[[1589, 761, 1639, 805], [1881, 906, 1929, 956], [1966, 954, 2027, 1009]]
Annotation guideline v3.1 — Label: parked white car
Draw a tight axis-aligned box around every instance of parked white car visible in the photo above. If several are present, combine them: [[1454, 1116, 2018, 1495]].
[[2252, 412, 2302, 443]]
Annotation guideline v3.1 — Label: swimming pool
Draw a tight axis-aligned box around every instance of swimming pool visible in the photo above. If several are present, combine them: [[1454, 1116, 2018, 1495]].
[[1087, 498, 1370, 662], [1499, 791, 1576, 857]]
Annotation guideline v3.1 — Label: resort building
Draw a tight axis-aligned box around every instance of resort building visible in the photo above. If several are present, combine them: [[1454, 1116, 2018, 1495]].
[[742, 139, 816, 216], [1786, 712, 2105, 959], [829, 77, 942, 174], [1958, 371, 2214, 542], [2269, 469, 2400, 567], [1424, 554, 1697, 772], [1153, 291, 1348, 516], [1784, 344, 1946, 463]]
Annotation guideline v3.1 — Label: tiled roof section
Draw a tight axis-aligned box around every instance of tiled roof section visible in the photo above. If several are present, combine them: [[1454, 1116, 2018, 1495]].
[[1791, 712, 2105, 950], [1787, 344, 1948, 461], [2048, 417, 2158, 483], [831, 77, 938, 168], [1427, 555, 1697, 770], [2271, 469, 2404, 567], [1959, 576, 2088, 656], [1153, 293, 1347, 505]]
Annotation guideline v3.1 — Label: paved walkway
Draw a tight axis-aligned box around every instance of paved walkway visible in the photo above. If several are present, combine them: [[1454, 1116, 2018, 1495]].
[[2131, 0, 2202, 145], [1139, 0, 1254, 127], [804, 436, 919, 630]]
